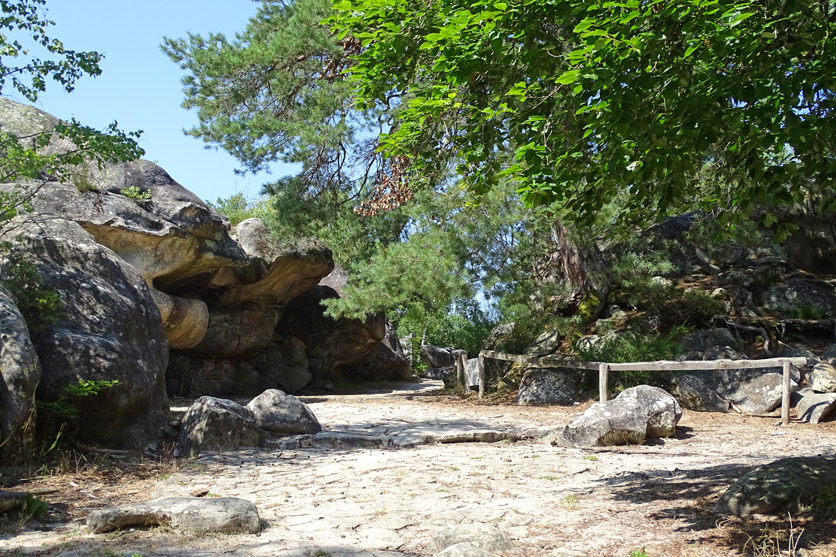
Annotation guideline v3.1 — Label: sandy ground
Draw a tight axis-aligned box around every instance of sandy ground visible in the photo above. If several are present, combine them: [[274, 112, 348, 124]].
[[2, 380, 835, 557]]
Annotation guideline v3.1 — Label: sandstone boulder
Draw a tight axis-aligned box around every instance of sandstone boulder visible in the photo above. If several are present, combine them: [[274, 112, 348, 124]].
[[246, 389, 321, 435], [516, 369, 584, 405], [761, 279, 836, 318], [792, 388, 836, 424], [0, 285, 41, 463], [178, 396, 260, 456], [420, 344, 456, 369], [1, 217, 168, 446], [810, 362, 836, 393]]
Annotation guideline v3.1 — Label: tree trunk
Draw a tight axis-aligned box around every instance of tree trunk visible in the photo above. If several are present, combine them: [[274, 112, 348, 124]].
[[551, 220, 609, 320]]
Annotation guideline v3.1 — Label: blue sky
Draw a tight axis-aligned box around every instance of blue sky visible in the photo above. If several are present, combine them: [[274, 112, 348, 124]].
[[19, 1, 297, 203]]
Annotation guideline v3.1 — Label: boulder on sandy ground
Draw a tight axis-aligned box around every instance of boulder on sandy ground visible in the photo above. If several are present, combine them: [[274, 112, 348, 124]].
[[516, 368, 584, 405], [669, 364, 797, 414], [0, 490, 28, 514], [716, 456, 836, 517], [246, 389, 321, 435], [810, 362, 836, 393], [615, 385, 682, 437], [432, 523, 515, 555], [554, 397, 649, 448], [178, 397, 261, 457], [0, 285, 41, 463], [87, 496, 260, 534], [554, 385, 681, 448], [1, 217, 168, 446], [792, 388, 836, 424]]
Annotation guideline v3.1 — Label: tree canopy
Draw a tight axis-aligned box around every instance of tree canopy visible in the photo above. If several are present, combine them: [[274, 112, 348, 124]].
[[331, 0, 836, 235]]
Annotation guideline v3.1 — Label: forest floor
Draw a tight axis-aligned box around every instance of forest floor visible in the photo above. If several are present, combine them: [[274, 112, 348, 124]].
[[1, 380, 835, 557]]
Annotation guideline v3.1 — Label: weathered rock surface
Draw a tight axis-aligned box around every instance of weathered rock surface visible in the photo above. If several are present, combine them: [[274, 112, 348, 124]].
[[716, 456, 836, 517], [178, 396, 261, 456], [761, 279, 836, 318], [246, 389, 321, 435], [87, 496, 260, 534], [420, 344, 457, 369], [516, 368, 584, 405], [615, 385, 682, 437], [669, 365, 796, 414], [0, 490, 28, 514], [792, 388, 836, 424], [436, 542, 497, 557], [810, 362, 836, 393], [0, 285, 41, 463], [431, 524, 515, 555], [1, 217, 168, 445], [554, 386, 681, 447]]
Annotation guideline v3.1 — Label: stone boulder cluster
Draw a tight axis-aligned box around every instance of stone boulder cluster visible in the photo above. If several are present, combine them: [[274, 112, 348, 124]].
[[0, 99, 409, 462]]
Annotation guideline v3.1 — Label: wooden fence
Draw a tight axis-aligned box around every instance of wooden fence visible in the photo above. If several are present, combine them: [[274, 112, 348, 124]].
[[454, 350, 807, 425]]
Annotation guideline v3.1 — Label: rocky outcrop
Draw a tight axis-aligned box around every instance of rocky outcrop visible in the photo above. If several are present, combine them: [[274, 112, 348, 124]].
[[761, 279, 836, 318], [420, 344, 457, 369], [1, 217, 169, 446], [0, 285, 41, 463]]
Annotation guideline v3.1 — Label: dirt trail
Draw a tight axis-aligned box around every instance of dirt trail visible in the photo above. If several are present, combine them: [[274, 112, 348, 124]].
[[3, 381, 835, 556]]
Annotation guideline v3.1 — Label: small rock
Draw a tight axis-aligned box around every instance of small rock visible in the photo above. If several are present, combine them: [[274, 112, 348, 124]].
[[436, 542, 497, 557], [178, 397, 260, 457], [793, 388, 836, 424], [87, 496, 260, 534]]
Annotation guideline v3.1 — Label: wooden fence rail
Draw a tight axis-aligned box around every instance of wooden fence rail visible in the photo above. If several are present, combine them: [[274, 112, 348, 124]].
[[468, 350, 807, 425]]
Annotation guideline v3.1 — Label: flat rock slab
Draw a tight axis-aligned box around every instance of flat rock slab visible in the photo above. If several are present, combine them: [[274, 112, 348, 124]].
[[716, 456, 836, 517], [432, 524, 515, 554], [86, 496, 260, 534]]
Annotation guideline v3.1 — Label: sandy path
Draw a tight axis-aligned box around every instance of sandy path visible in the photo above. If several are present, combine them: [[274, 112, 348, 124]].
[[2, 381, 835, 556]]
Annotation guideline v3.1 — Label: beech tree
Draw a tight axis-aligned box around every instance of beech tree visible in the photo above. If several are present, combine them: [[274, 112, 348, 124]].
[[331, 0, 836, 237]]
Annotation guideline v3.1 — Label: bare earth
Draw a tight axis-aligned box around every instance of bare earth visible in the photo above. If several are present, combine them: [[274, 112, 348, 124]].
[[2, 380, 835, 557]]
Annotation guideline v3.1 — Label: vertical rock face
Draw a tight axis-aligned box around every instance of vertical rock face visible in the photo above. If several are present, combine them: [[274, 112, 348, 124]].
[[0, 285, 41, 463], [1, 218, 169, 446]]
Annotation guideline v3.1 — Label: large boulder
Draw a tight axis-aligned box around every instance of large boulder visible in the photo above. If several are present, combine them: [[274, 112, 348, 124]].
[[0, 285, 42, 463], [419, 344, 456, 369], [669, 367, 795, 414], [553, 385, 681, 448], [792, 388, 836, 424], [1, 217, 168, 446], [760, 279, 836, 318], [810, 362, 836, 393], [245, 389, 321, 435]]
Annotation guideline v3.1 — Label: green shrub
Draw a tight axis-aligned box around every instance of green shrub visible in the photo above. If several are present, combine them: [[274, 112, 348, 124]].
[[0, 257, 62, 332], [121, 185, 152, 201], [37, 379, 120, 422]]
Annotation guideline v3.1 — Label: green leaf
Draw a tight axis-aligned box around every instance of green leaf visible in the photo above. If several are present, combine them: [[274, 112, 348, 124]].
[[556, 70, 581, 84]]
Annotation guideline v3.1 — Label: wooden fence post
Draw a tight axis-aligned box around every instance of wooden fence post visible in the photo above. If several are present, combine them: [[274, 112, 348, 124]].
[[478, 354, 486, 399], [599, 363, 609, 403], [456, 352, 467, 392], [782, 361, 792, 426]]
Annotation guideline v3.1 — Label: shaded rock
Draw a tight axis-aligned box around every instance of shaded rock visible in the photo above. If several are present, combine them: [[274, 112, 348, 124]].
[[246, 389, 321, 435], [516, 368, 583, 405], [365, 340, 413, 382], [810, 362, 836, 393], [0, 490, 28, 514], [822, 344, 836, 366], [670, 363, 795, 414], [178, 397, 260, 457], [792, 388, 836, 424], [277, 286, 387, 380], [0, 285, 41, 463], [670, 375, 730, 412], [523, 330, 562, 357], [431, 524, 515, 554], [678, 328, 736, 353], [615, 385, 682, 437], [716, 456, 836, 517], [420, 345, 456, 369], [1, 217, 168, 446], [87, 496, 260, 534], [761, 279, 836, 318]]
